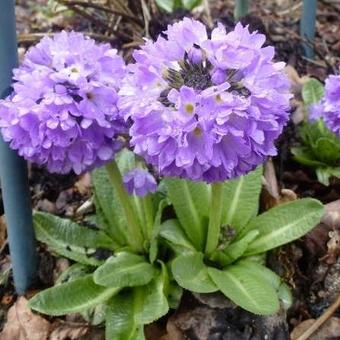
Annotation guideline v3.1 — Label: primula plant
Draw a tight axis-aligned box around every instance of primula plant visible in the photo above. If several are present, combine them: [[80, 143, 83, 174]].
[[161, 168, 323, 315], [0, 18, 325, 339], [292, 77, 340, 185], [30, 149, 180, 339]]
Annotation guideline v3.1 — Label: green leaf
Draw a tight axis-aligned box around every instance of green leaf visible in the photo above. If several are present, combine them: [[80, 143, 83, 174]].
[[182, 0, 202, 9], [105, 269, 169, 338], [314, 137, 340, 164], [172, 252, 217, 293], [236, 260, 293, 310], [221, 167, 262, 232], [208, 266, 280, 315], [29, 275, 119, 315], [165, 178, 209, 250], [243, 198, 324, 255], [302, 78, 324, 105], [316, 167, 340, 186], [33, 212, 114, 266], [94, 252, 156, 288], [116, 148, 137, 175], [106, 292, 142, 340], [55, 263, 91, 285], [92, 167, 128, 245], [82, 304, 107, 326], [160, 219, 195, 253], [155, 0, 175, 12], [149, 199, 170, 263], [236, 260, 281, 288], [135, 271, 169, 325], [34, 212, 114, 248], [292, 147, 327, 167], [210, 230, 259, 266], [278, 282, 293, 310]]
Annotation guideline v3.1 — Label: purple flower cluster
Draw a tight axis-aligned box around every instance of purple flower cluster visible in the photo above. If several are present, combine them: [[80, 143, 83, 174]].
[[310, 74, 340, 137], [0, 31, 126, 174], [123, 168, 157, 196], [118, 18, 292, 182]]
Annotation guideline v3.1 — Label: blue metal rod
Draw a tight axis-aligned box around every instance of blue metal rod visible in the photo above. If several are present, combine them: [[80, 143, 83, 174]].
[[234, 0, 249, 20], [300, 0, 317, 59], [0, 0, 37, 294]]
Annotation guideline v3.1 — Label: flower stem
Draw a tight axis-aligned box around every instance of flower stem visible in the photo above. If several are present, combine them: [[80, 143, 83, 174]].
[[205, 182, 224, 255], [142, 194, 154, 240], [234, 0, 249, 20], [105, 161, 143, 252]]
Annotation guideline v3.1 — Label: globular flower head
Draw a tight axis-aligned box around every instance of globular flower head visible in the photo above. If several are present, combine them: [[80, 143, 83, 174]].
[[119, 18, 292, 182], [123, 168, 157, 196], [0, 31, 127, 174], [310, 74, 340, 137]]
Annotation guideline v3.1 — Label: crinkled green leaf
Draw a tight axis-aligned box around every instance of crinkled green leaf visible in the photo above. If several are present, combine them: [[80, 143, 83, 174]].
[[236, 260, 293, 310], [316, 167, 340, 186], [182, 0, 202, 9], [165, 178, 209, 250], [302, 78, 324, 105], [33, 211, 114, 265], [55, 263, 91, 285], [172, 252, 217, 293], [291, 146, 328, 167], [221, 167, 262, 232], [94, 252, 156, 288], [135, 271, 169, 324], [208, 266, 279, 315], [29, 275, 118, 315], [160, 219, 195, 253], [106, 269, 168, 339], [155, 0, 175, 12], [92, 167, 128, 245], [106, 292, 143, 340], [243, 198, 324, 255], [149, 199, 170, 263], [210, 230, 259, 266]]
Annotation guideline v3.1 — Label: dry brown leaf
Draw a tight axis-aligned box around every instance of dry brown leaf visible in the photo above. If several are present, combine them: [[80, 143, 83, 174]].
[[291, 317, 340, 340], [49, 321, 90, 340], [262, 159, 297, 210], [0, 297, 50, 340], [0, 216, 7, 249], [159, 316, 185, 340], [74, 173, 91, 195]]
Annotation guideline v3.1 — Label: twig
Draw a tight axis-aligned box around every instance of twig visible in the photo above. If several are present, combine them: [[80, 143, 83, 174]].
[[296, 295, 340, 340], [60, 3, 133, 41], [57, 0, 143, 25], [271, 18, 336, 71], [203, 0, 213, 28]]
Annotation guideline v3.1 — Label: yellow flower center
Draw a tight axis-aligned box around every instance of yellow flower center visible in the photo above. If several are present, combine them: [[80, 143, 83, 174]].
[[185, 103, 194, 114], [194, 127, 202, 137]]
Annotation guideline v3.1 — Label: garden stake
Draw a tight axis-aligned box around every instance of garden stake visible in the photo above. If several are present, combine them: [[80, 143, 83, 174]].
[[300, 0, 317, 59], [0, 0, 37, 294], [234, 0, 249, 20]]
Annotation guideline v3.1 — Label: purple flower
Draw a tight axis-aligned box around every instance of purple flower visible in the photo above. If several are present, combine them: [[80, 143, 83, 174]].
[[123, 169, 157, 196], [119, 19, 292, 182], [311, 74, 340, 137], [0, 31, 127, 174]]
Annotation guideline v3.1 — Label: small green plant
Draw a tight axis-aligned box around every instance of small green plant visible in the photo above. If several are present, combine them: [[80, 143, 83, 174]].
[[291, 79, 340, 185], [155, 0, 202, 12], [160, 167, 324, 315], [29, 149, 180, 339]]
